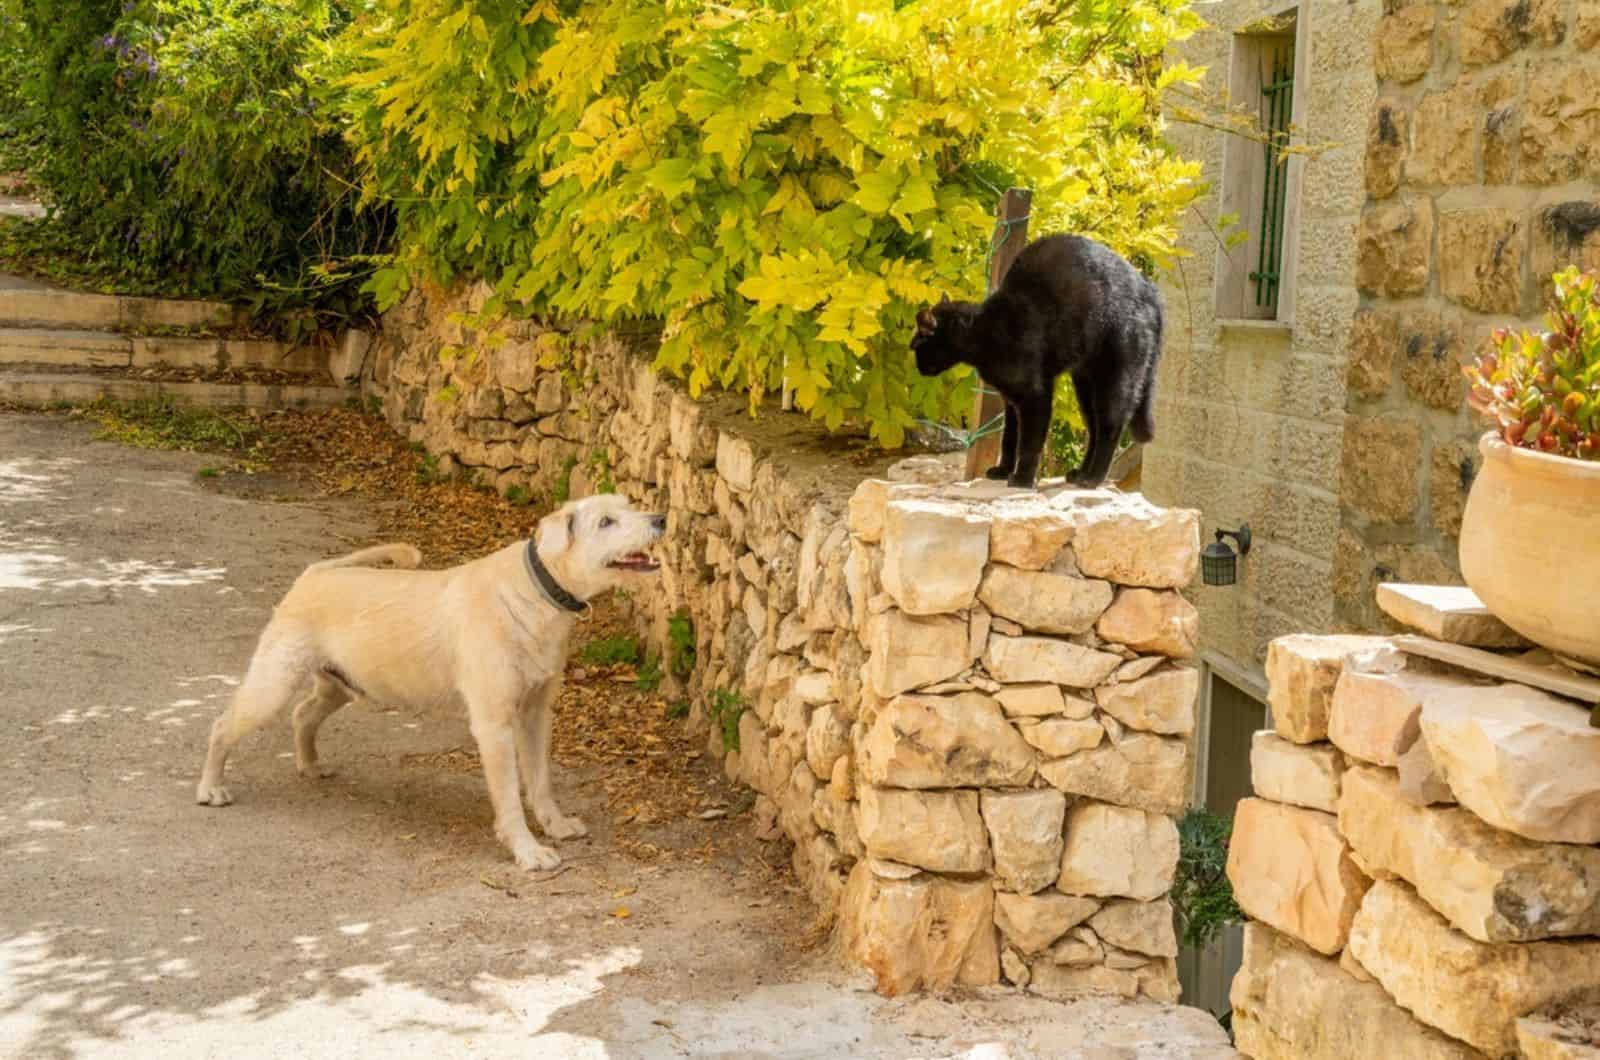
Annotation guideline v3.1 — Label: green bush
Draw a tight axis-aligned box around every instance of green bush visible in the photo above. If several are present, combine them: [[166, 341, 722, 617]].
[[3, 0, 387, 320], [1171, 806, 1244, 951], [339, 0, 1205, 445]]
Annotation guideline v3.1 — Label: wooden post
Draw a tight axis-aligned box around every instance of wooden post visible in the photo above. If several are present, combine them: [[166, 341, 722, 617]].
[[964, 188, 1032, 481]]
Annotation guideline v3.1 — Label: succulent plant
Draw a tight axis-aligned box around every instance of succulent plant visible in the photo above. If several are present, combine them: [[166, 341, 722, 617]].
[[1465, 267, 1600, 461]]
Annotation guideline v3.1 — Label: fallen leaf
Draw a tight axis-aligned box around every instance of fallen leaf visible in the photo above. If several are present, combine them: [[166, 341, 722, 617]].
[[611, 906, 632, 919], [697, 809, 727, 820], [613, 886, 637, 898]]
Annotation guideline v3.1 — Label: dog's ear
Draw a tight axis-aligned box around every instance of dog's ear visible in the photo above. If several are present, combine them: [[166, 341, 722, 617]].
[[537, 505, 575, 555]]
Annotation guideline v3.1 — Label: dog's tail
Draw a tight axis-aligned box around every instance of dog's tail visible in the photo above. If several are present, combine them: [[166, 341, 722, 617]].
[[303, 543, 422, 575]]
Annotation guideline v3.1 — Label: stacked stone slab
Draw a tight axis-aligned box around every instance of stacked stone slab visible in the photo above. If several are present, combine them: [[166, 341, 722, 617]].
[[1229, 632, 1600, 1059], [362, 283, 1207, 1001]]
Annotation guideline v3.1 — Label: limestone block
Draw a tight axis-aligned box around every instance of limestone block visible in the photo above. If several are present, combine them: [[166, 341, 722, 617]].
[[1347, 309, 1397, 400], [1094, 588, 1198, 658], [1397, 735, 1456, 806], [1111, 656, 1162, 685], [1230, 923, 1486, 1060], [1376, 583, 1525, 650], [988, 500, 1074, 570], [1349, 881, 1600, 1057], [1522, 63, 1600, 185], [1028, 957, 1178, 1004], [993, 892, 1100, 955], [1367, 100, 1409, 200], [1057, 802, 1179, 901], [1408, 82, 1479, 186], [865, 609, 970, 697], [982, 634, 1121, 688], [1069, 497, 1199, 589], [1017, 718, 1104, 758], [1089, 899, 1177, 959], [840, 863, 998, 996], [1226, 798, 1371, 955], [1357, 198, 1433, 298], [1250, 730, 1345, 814], [879, 499, 990, 615], [1374, 5, 1435, 83], [1439, 209, 1527, 315], [829, 753, 853, 802], [1460, 0, 1564, 66], [1093, 667, 1198, 736], [981, 789, 1068, 895], [846, 479, 934, 544], [995, 682, 1090, 719], [1420, 683, 1600, 844], [1329, 666, 1483, 768], [977, 566, 1112, 635], [804, 703, 850, 781], [1518, 1007, 1600, 1060], [1038, 732, 1187, 815], [858, 691, 1036, 789], [1266, 634, 1390, 744], [1048, 924, 1103, 967], [715, 431, 756, 491], [1339, 766, 1600, 943], [1341, 414, 1422, 524], [855, 785, 988, 873], [1583, 1, 1600, 48]]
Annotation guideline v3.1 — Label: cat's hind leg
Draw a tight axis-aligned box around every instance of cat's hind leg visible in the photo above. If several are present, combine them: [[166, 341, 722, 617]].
[[1068, 371, 1104, 486]]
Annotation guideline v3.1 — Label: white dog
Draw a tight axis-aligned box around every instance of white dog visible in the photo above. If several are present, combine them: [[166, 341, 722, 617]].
[[195, 493, 665, 871]]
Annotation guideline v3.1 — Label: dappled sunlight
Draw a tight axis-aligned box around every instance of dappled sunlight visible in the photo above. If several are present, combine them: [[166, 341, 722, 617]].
[[0, 457, 79, 504]]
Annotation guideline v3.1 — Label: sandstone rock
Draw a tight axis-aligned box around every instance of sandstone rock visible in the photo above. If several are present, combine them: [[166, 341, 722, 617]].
[[1339, 766, 1600, 943], [1375, 583, 1527, 650], [858, 691, 1036, 789], [840, 863, 997, 996], [1518, 1006, 1600, 1060], [1342, 414, 1423, 525], [1420, 682, 1600, 844], [793, 670, 834, 706], [804, 704, 850, 781], [1038, 732, 1188, 815], [982, 635, 1121, 688], [1227, 798, 1371, 955], [846, 480, 905, 544], [1349, 880, 1600, 1057], [1230, 923, 1485, 1060], [1018, 718, 1104, 758], [715, 432, 756, 491], [1266, 634, 1389, 744], [1408, 82, 1479, 187], [1048, 925, 1104, 967], [1000, 947, 1030, 988], [1439, 209, 1527, 315], [1028, 959, 1178, 1004], [1093, 667, 1198, 736], [993, 892, 1100, 954], [988, 501, 1074, 570], [1057, 802, 1179, 901], [1367, 100, 1409, 200], [1093, 588, 1198, 658], [1069, 498, 1199, 589], [1522, 63, 1600, 185], [855, 785, 989, 873], [879, 499, 990, 615], [1357, 198, 1434, 298], [977, 566, 1112, 635], [1397, 735, 1456, 806], [829, 753, 853, 802], [1089, 899, 1177, 959], [866, 609, 971, 697], [981, 789, 1068, 895], [995, 683, 1068, 718], [1374, 4, 1435, 83], [1250, 730, 1345, 813], [1329, 666, 1484, 768]]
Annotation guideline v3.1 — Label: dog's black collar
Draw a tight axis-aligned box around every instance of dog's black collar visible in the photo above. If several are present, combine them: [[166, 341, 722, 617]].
[[523, 540, 587, 614]]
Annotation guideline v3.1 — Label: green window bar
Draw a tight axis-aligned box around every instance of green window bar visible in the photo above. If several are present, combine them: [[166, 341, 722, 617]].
[[1250, 42, 1294, 312]]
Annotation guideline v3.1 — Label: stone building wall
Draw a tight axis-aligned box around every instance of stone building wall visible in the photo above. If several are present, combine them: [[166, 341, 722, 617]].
[[1225, 629, 1600, 1058], [362, 283, 1206, 1001], [1143, 0, 1382, 680], [1338, 0, 1600, 631]]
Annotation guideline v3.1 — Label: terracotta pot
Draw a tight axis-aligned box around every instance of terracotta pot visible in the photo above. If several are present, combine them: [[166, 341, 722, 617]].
[[1459, 431, 1600, 669]]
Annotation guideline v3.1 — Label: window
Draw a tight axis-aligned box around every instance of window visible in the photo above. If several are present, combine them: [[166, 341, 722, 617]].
[[1214, 8, 1307, 325]]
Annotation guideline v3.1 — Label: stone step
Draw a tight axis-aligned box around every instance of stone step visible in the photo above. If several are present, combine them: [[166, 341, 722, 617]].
[[0, 368, 350, 411], [0, 283, 241, 332], [0, 326, 324, 375]]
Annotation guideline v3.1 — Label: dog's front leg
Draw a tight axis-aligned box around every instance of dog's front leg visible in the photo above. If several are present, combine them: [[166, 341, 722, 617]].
[[518, 679, 587, 840], [466, 694, 560, 872]]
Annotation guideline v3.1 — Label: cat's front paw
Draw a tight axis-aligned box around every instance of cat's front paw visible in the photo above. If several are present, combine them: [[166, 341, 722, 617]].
[[985, 466, 1012, 481], [1067, 468, 1104, 487], [1006, 473, 1039, 490]]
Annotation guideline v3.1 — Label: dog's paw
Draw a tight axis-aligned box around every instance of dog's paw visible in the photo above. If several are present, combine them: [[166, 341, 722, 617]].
[[512, 840, 561, 872], [195, 783, 233, 807], [297, 761, 337, 780], [542, 814, 588, 840]]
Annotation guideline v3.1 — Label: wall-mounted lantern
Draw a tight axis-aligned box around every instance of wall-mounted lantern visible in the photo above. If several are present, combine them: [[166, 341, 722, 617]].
[[1201, 524, 1252, 586]]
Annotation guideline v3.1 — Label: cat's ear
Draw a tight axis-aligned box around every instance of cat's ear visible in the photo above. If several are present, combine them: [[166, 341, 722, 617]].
[[939, 293, 951, 306]]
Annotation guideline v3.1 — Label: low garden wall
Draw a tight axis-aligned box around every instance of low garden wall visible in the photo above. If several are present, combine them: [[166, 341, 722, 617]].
[[361, 283, 1204, 1000], [1227, 634, 1600, 1058]]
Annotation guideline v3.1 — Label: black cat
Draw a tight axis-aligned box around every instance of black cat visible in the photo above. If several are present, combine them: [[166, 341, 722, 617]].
[[910, 234, 1164, 489]]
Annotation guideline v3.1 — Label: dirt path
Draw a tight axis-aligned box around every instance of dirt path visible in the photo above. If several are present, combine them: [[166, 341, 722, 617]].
[[0, 411, 1236, 1059]]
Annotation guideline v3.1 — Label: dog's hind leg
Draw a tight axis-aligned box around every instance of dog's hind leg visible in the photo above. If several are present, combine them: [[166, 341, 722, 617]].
[[292, 672, 352, 780], [195, 639, 303, 807], [516, 679, 587, 840]]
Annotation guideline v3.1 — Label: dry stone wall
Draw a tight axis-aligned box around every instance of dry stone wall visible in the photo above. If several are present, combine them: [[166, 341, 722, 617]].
[[362, 283, 1205, 1001], [1229, 629, 1600, 1058], [1343, 0, 1600, 630]]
